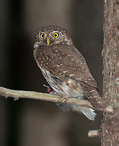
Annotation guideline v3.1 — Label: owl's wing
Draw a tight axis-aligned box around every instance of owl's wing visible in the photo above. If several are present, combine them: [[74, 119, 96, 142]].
[[43, 44, 97, 88]]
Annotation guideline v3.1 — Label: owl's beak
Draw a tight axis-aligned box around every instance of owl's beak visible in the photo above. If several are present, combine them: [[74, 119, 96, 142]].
[[46, 37, 50, 46]]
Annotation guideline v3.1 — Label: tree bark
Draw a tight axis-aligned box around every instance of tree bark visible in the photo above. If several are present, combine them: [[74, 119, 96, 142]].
[[101, 0, 119, 145]]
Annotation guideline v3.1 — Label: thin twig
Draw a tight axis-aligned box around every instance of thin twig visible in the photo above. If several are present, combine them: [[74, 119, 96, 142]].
[[88, 130, 101, 137]]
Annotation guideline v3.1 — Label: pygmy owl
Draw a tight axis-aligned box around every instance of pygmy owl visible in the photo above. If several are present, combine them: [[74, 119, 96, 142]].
[[33, 25, 103, 120]]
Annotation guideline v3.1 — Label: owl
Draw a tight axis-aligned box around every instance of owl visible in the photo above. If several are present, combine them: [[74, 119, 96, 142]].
[[33, 25, 105, 120]]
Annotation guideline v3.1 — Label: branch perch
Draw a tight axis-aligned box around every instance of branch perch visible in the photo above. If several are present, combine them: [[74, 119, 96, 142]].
[[0, 87, 113, 112], [0, 87, 93, 108]]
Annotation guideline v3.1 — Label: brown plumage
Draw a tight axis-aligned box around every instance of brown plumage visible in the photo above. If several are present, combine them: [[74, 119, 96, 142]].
[[34, 25, 106, 120]]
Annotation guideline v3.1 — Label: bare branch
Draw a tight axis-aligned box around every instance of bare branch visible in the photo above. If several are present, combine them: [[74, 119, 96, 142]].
[[0, 87, 93, 108], [0, 87, 113, 113]]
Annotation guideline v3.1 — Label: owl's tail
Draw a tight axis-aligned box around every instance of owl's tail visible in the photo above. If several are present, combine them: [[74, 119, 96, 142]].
[[72, 105, 96, 121], [82, 85, 107, 110], [57, 103, 96, 120]]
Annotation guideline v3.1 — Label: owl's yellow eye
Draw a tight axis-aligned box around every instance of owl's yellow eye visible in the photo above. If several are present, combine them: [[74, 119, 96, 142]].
[[53, 33, 59, 38], [40, 33, 44, 39]]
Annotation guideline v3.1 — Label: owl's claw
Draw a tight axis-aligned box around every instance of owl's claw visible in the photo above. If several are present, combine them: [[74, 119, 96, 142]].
[[59, 96, 69, 103]]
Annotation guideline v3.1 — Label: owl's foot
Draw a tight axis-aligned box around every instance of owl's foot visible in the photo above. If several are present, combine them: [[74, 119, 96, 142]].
[[59, 96, 69, 103]]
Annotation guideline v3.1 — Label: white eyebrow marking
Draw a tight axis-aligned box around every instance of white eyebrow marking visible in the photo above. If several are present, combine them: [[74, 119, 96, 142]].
[[34, 42, 39, 48]]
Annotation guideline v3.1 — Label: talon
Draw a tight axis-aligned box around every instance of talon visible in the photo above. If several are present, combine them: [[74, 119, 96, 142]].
[[59, 96, 69, 103]]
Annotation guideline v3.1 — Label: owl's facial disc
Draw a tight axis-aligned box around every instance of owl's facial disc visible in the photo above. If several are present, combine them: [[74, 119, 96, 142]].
[[34, 26, 73, 49], [37, 31, 62, 46]]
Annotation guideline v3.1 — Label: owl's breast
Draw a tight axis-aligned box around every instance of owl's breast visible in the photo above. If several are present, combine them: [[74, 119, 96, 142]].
[[34, 45, 67, 72]]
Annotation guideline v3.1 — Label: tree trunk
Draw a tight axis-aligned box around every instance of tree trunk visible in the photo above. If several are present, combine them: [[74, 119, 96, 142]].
[[101, 0, 119, 145]]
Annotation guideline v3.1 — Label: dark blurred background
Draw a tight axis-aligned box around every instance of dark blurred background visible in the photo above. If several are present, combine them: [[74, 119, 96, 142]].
[[0, 0, 104, 146]]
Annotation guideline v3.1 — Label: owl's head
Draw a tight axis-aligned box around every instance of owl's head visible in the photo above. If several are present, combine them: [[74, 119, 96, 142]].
[[34, 25, 73, 48]]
